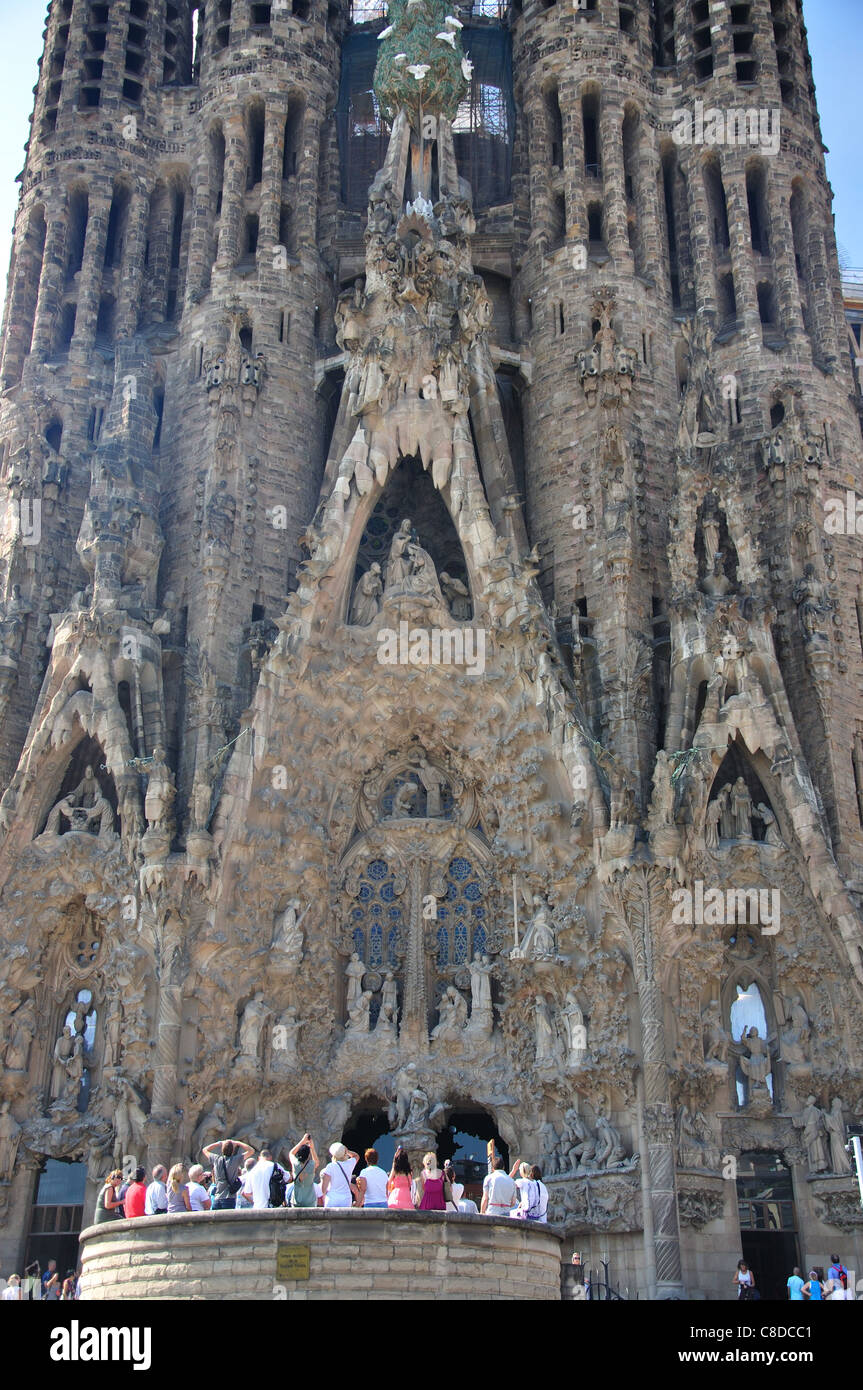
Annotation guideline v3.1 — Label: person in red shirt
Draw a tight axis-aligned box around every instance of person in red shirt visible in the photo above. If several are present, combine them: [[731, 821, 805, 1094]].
[[123, 1166, 148, 1219]]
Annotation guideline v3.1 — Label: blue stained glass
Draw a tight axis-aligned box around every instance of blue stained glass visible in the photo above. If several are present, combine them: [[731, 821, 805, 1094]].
[[464, 881, 481, 901], [380, 882, 395, 901], [367, 859, 388, 880], [445, 883, 457, 900], [437, 927, 449, 969], [388, 906, 401, 920], [454, 923, 468, 963], [473, 905, 485, 919], [450, 857, 471, 880], [455, 902, 466, 915], [352, 907, 365, 921], [370, 903, 382, 916], [437, 905, 449, 921], [387, 928, 399, 966], [352, 928, 365, 958], [370, 923, 383, 967], [473, 925, 487, 955], [358, 883, 373, 901]]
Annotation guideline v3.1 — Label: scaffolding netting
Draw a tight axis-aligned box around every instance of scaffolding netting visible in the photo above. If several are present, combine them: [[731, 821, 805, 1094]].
[[337, 26, 514, 213]]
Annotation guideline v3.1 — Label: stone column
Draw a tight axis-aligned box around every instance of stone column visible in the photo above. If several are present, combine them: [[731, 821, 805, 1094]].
[[599, 98, 629, 261], [402, 860, 428, 1048], [563, 85, 587, 243], [185, 143, 217, 307], [722, 160, 761, 342], [216, 114, 248, 269], [115, 191, 150, 340], [684, 153, 718, 320], [260, 101, 287, 253], [70, 191, 112, 359], [28, 212, 67, 361]]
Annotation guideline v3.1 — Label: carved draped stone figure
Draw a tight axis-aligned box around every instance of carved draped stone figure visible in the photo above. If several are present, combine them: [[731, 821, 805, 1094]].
[[272, 899, 305, 972], [345, 953, 365, 1011], [534, 994, 558, 1065], [44, 765, 115, 838], [0, 1102, 21, 1182], [562, 990, 587, 1065], [350, 564, 383, 626], [825, 1097, 851, 1174], [346, 988, 373, 1033], [5, 998, 36, 1072], [794, 1095, 828, 1174], [467, 953, 493, 1035]]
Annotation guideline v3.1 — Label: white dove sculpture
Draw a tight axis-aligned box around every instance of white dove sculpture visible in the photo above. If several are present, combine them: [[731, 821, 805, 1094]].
[[445, 14, 463, 27], [461, 57, 473, 80], [393, 52, 408, 63], [377, 23, 394, 38], [436, 29, 456, 46], [407, 63, 431, 80]]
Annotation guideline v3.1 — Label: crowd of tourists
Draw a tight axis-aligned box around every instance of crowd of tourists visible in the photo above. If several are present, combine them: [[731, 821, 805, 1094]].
[[734, 1256, 854, 1301], [89, 1137, 549, 1221]]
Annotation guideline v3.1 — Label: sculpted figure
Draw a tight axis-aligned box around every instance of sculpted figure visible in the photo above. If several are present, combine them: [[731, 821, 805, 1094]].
[[272, 899, 305, 971], [432, 986, 468, 1041], [50, 1024, 77, 1098], [406, 1084, 430, 1132], [793, 563, 830, 640], [345, 952, 365, 1011], [731, 777, 753, 840], [376, 999, 397, 1038], [779, 994, 810, 1065], [539, 1120, 559, 1177], [705, 795, 723, 850], [825, 1098, 852, 1173], [350, 564, 383, 627], [793, 1095, 828, 1174], [386, 518, 415, 590], [534, 994, 558, 1065], [393, 1063, 419, 1129], [739, 1026, 772, 1093], [238, 993, 269, 1064], [129, 745, 175, 832], [440, 571, 471, 620], [594, 1114, 625, 1169], [5, 998, 36, 1072], [271, 1006, 301, 1068], [562, 1108, 596, 1174], [191, 1101, 228, 1159], [562, 990, 587, 1065], [755, 802, 782, 846], [715, 783, 735, 841], [44, 764, 114, 838], [381, 970, 398, 1021], [468, 954, 493, 1033], [526, 895, 555, 959], [411, 756, 447, 817], [702, 1000, 729, 1063], [0, 1102, 21, 1182], [346, 988, 372, 1034], [392, 780, 419, 817]]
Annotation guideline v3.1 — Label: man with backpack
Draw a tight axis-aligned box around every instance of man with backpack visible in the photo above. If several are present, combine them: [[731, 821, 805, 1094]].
[[827, 1254, 851, 1300], [241, 1148, 290, 1210], [203, 1137, 256, 1210]]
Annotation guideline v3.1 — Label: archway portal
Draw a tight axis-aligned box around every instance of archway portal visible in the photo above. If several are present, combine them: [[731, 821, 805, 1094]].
[[342, 1102, 396, 1174], [436, 1108, 509, 1204], [352, 454, 473, 616]]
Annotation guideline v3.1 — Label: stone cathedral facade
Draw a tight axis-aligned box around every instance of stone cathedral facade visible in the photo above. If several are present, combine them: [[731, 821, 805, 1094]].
[[0, 0, 861, 1300]]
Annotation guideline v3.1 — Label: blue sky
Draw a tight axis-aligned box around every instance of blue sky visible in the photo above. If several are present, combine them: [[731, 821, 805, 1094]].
[[0, 0, 860, 282]]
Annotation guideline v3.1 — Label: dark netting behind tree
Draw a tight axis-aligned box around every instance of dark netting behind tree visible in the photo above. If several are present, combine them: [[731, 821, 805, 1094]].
[[337, 27, 514, 212]]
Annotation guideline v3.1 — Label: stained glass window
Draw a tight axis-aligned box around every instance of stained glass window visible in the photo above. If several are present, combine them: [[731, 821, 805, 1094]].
[[435, 857, 487, 972], [350, 859, 404, 966]]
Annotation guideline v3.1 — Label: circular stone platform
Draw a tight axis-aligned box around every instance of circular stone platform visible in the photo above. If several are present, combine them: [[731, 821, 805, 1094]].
[[79, 1207, 563, 1300]]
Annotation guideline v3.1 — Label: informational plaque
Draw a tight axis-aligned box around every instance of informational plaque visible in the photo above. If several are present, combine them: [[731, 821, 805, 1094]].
[[276, 1243, 310, 1281]]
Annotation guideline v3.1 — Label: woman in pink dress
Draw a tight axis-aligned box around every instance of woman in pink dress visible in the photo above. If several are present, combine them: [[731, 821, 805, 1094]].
[[415, 1152, 447, 1211], [387, 1147, 415, 1210]]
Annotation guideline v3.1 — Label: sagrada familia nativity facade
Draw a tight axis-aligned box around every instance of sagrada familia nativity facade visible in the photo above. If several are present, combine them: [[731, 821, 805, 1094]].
[[0, 0, 861, 1299]]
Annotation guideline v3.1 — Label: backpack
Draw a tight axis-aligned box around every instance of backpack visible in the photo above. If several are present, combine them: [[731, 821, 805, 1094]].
[[268, 1164, 287, 1208], [216, 1154, 242, 1196], [835, 1265, 848, 1290]]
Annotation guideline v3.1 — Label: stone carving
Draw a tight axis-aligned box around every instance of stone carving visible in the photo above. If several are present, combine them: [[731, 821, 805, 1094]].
[[676, 1107, 720, 1170], [384, 519, 443, 602], [0, 1102, 21, 1182], [824, 1097, 852, 1174], [533, 994, 558, 1065], [677, 1189, 725, 1229], [345, 952, 365, 1011], [43, 765, 115, 839], [236, 994, 270, 1071], [271, 1007, 301, 1070], [350, 564, 383, 626], [793, 1095, 829, 1174], [755, 802, 782, 846], [5, 998, 36, 1072], [778, 994, 810, 1065], [271, 899, 306, 973], [562, 989, 588, 1066], [440, 571, 471, 619], [792, 564, 832, 641], [129, 745, 175, 833], [512, 894, 556, 961], [431, 985, 468, 1041], [467, 953, 493, 1036], [408, 754, 447, 817], [346, 988, 373, 1034]]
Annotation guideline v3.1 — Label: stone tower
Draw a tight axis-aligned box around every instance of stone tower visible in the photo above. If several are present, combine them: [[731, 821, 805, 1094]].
[[0, 0, 861, 1300]]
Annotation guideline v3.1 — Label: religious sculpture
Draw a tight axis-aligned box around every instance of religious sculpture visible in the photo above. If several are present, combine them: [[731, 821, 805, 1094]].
[[793, 1095, 828, 1174], [677, 1106, 719, 1170], [346, 988, 373, 1034], [513, 894, 556, 961], [825, 1097, 851, 1174], [237, 993, 270, 1068], [43, 764, 115, 839], [778, 994, 810, 1066], [129, 745, 176, 833], [432, 985, 468, 1041], [440, 571, 471, 620], [271, 899, 306, 973], [5, 998, 36, 1072], [409, 755, 447, 817], [345, 952, 365, 1011], [739, 1026, 772, 1105], [562, 990, 588, 1065], [0, 1102, 21, 1183], [534, 994, 558, 1065], [350, 564, 383, 626], [467, 953, 493, 1036], [391, 779, 419, 817], [594, 1114, 626, 1169], [705, 795, 723, 851], [271, 1007, 302, 1070], [381, 971, 398, 1022], [560, 1108, 597, 1174], [384, 519, 441, 600], [102, 995, 123, 1071], [792, 564, 831, 641], [730, 777, 753, 840]]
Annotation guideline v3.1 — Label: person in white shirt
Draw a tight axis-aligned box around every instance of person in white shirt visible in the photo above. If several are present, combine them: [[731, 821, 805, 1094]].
[[320, 1142, 359, 1207], [241, 1149, 289, 1210], [235, 1157, 257, 1210], [1, 1274, 22, 1300], [481, 1155, 517, 1216], [512, 1164, 549, 1222], [144, 1165, 168, 1216], [355, 1147, 389, 1208], [187, 1165, 212, 1211]]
